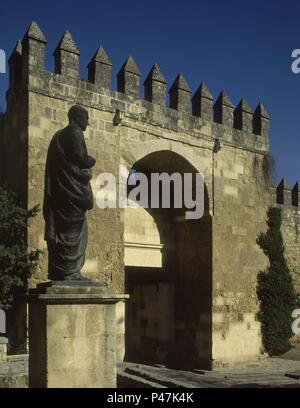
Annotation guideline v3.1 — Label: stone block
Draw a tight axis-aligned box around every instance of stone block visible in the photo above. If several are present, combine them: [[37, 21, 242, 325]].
[[224, 185, 238, 197], [26, 282, 128, 388], [213, 313, 224, 323]]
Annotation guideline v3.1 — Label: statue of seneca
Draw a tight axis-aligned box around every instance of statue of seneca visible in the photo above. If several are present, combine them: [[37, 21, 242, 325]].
[[43, 105, 96, 281]]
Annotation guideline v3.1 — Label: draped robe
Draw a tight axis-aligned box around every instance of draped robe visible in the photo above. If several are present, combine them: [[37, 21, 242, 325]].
[[43, 123, 95, 280]]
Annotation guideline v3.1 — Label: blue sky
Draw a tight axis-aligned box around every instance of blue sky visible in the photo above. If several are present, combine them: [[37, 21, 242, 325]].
[[0, 0, 299, 185]]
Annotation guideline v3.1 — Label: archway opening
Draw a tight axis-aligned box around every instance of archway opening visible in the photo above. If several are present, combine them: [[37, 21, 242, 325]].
[[124, 150, 212, 369]]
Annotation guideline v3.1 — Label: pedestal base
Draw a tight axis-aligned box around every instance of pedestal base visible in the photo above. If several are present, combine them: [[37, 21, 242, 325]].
[[26, 281, 128, 388]]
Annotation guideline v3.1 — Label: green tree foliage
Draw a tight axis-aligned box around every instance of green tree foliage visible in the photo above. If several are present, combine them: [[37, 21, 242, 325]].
[[0, 187, 41, 310], [257, 207, 298, 355]]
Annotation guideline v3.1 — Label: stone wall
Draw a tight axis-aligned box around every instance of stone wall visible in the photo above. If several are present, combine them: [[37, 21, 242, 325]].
[[281, 208, 300, 293], [270, 182, 300, 294], [211, 146, 270, 365]]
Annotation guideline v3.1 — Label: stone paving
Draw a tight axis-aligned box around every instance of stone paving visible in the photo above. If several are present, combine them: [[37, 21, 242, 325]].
[[1, 350, 300, 388], [120, 354, 300, 388], [0, 355, 28, 388]]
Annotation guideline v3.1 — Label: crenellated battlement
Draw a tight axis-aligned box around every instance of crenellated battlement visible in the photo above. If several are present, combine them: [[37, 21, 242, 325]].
[[7, 21, 269, 153], [270, 179, 300, 208]]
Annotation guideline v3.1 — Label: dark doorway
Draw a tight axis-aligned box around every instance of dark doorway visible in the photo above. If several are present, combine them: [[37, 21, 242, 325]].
[[125, 266, 175, 364], [124, 150, 212, 369]]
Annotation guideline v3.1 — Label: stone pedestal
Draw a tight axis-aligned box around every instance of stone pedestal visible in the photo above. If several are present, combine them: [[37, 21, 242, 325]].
[[25, 281, 128, 388]]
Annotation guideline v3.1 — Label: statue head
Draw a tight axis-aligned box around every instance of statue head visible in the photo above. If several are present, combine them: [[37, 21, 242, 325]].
[[68, 105, 89, 131]]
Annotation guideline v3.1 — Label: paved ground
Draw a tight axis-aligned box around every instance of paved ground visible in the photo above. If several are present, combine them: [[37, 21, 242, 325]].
[[1, 347, 300, 388], [0, 355, 28, 388], [120, 346, 300, 388]]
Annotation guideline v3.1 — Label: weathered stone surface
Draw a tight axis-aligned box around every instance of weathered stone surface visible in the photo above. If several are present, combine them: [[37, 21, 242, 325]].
[[277, 178, 292, 206], [253, 103, 270, 137], [169, 73, 192, 113], [22, 21, 46, 71], [278, 207, 300, 293], [192, 82, 213, 120], [27, 285, 128, 388], [53, 31, 80, 79], [117, 56, 141, 98], [144, 64, 167, 106], [213, 91, 234, 126], [54, 30, 79, 54], [234, 99, 253, 133], [23, 21, 47, 43], [87, 46, 112, 88], [8, 40, 22, 62]]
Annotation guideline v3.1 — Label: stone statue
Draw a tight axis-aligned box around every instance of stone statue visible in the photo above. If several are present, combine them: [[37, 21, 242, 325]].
[[43, 105, 95, 281]]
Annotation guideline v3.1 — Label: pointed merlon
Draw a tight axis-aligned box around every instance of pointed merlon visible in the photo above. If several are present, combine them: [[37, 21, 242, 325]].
[[8, 40, 22, 62], [8, 40, 22, 87], [235, 98, 252, 113], [54, 30, 79, 55], [293, 181, 300, 191], [22, 22, 46, 70], [169, 73, 191, 93], [255, 102, 270, 119], [169, 74, 191, 113], [192, 81, 213, 101], [192, 82, 213, 119], [144, 64, 167, 84], [119, 56, 141, 76], [292, 181, 300, 206], [14, 40, 22, 55], [253, 102, 270, 136], [234, 98, 253, 131], [214, 90, 234, 125], [144, 64, 167, 105], [278, 178, 291, 190], [277, 178, 292, 205], [53, 30, 80, 78], [87, 46, 112, 88], [117, 56, 141, 97], [215, 90, 233, 108], [23, 21, 47, 43], [88, 46, 112, 67]]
